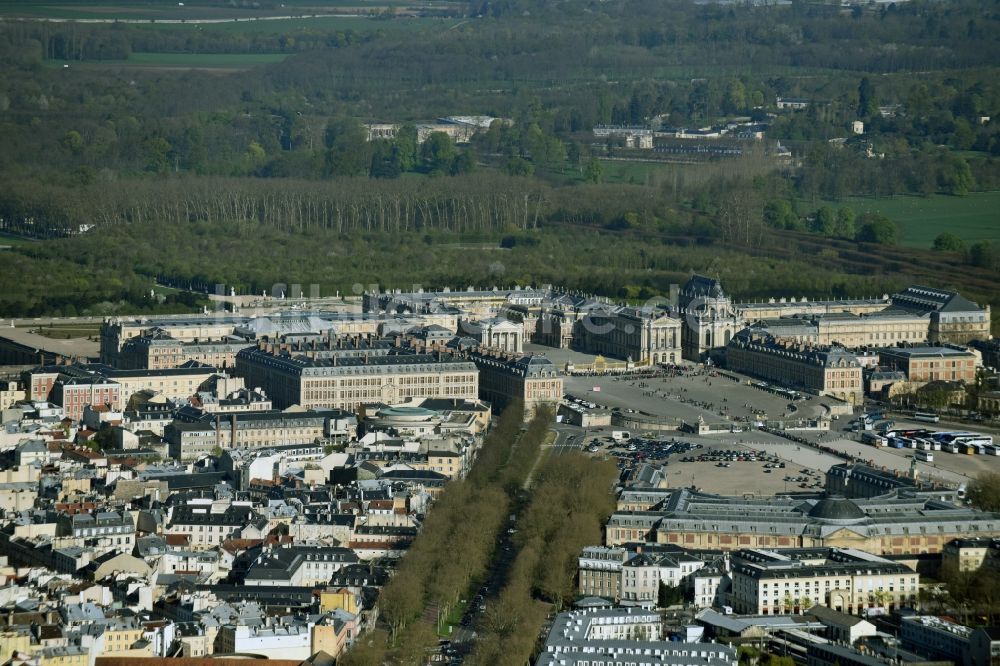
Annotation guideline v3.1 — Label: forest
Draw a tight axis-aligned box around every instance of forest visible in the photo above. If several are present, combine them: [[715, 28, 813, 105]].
[[0, 0, 999, 327]]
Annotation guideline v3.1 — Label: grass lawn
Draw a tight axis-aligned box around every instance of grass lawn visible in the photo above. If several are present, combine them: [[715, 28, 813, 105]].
[[0, 0, 420, 19], [813, 192, 1000, 248], [181, 15, 462, 33], [0, 0, 464, 33], [43, 52, 290, 70], [129, 51, 288, 65], [18, 322, 102, 339], [0, 232, 39, 249], [543, 158, 701, 187]]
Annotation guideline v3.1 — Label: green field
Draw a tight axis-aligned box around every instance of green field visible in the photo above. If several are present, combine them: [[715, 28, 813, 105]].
[[43, 51, 290, 69], [0, 0, 464, 26], [178, 15, 462, 33], [541, 159, 684, 187], [17, 322, 101, 339], [0, 0, 417, 19], [0, 232, 38, 248], [129, 51, 288, 65], [820, 192, 1000, 248]]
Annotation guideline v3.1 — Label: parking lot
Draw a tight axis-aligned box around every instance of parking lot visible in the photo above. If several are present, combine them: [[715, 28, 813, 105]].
[[560, 366, 830, 429], [541, 346, 1000, 495], [573, 430, 830, 496]]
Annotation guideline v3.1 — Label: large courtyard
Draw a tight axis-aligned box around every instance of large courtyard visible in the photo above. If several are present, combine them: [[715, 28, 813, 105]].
[[538, 344, 1000, 496]]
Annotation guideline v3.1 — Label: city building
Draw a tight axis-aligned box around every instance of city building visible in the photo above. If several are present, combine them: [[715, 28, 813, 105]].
[[606, 488, 1000, 555], [878, 346, 979, 384], [620, 549, 707, 606], [166, 406, 354, 460], [941, 536, 1000, 573], [746, 311, 929, 348], [469, 351, 562, 415], [825, 463, 959, 502], [900, 616, 974, 664], [235, 344, 478, 411], [101, 316, 246, 364], [890, 285, 991, 344], [241, 545, 359, 587], [578, 546, 629, 600], [536, 607, 737, 666], [979, 390, 1000, 417], [56, 511, 136, 552], [677, 275, 739, 361], [51, 376, 121, 421], [806, 605, 878, 644], [117, 332, 252, 371], [458, 317, 524, 354], [163, 504, 258, 549], [729, 547, 918, 615], [726, 331, 863, 405], [574, 306, 682, 365]]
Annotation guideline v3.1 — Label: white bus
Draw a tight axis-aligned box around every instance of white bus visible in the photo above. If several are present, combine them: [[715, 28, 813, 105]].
[[916, 450, 934, 462], [913, 412, 940, 423], [956, 435, 993, 449], [861, 431, 887, 447], [933, 431, 975, 444]]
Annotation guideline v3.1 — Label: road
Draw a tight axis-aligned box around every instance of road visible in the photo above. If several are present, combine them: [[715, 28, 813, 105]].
[[551, 423, 585, 454]]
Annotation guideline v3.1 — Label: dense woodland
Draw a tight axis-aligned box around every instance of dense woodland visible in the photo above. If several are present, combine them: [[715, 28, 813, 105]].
[[0, 0, 999, 326]]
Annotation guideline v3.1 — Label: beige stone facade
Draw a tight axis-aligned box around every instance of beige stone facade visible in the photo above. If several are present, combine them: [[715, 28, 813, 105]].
[[979, 391, 1000, 416], [105, 365, 220, 410], [941, 537, 998, 573], [730, 548, 919, 615], [878, 346, 978, 383], [575, 308, 682, 365], [235, 346, 478, 411], [118, 333, 251, 370], [605, 489, 1000, 556], [726, 331, 863, 405], [470, 351, 562, 415], [737, 297, 891, 321]]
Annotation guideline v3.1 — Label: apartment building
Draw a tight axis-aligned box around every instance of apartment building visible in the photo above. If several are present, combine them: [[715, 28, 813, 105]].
[[51, 376, 121, 421], [621, 549, 707, 606], [241, 545, 359, 587], [730, 547, 919, 615], [163, 504, 258, 550], [941, 536, 1000, 573], [165, 407, 352, 461], [536, 607, 737, 666], [578, 546, 629, 600], [55, 511, 135, 552]]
